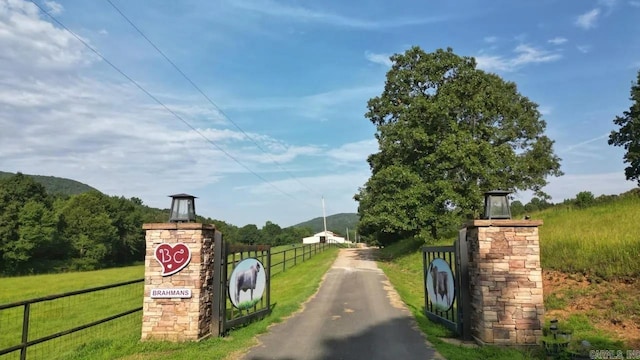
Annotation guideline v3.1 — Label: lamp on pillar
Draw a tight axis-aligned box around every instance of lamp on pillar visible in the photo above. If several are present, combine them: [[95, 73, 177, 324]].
[[483, 190, 512, 219], [168, 193, 197, 223]]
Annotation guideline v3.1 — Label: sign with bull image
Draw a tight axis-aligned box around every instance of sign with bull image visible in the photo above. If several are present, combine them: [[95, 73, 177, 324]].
[[228, 258, 266, 310], [426, 258, 455, 311]]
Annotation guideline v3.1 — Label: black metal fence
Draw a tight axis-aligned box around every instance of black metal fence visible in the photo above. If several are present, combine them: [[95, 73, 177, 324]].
[[269, 242, 332, 277], [0, 279, 143, 360], [0, 241, 337, 358]]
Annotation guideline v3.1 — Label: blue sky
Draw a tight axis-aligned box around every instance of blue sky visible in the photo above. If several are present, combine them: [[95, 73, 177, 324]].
[[0, 0, 638, 228]]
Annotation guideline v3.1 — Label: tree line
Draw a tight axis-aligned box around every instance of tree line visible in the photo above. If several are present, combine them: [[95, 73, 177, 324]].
[[0, 173, 313, 276]]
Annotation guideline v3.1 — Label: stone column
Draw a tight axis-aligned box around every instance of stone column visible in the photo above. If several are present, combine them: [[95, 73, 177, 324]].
[[466, 220, 544, 346], [141, 223, 216, 342]]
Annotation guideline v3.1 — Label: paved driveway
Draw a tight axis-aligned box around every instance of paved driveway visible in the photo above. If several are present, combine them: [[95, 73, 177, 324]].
[[242, 248, 443, 360]]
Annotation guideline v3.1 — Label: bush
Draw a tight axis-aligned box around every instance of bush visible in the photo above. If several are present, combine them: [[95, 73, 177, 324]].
[[575, 191, 595, 208]]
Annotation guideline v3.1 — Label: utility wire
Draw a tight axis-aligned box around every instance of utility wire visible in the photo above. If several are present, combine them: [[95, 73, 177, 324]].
[[29, 0, 318, 209], [105, 0, 323, 199]]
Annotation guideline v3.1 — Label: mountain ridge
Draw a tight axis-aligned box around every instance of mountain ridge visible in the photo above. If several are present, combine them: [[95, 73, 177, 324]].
[[0, 171, 99, 196], [291, 212, 359, 235]]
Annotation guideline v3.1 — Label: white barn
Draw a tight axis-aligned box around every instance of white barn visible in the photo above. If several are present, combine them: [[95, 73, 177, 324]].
[[302, 231, 349, 244]]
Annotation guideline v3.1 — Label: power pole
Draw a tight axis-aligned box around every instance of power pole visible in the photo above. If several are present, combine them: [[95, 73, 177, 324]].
[[322, 196, 328, 241]]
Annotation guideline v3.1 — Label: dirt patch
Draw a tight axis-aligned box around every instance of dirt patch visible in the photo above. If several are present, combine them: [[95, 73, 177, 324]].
[[543, 269, 640, 348]]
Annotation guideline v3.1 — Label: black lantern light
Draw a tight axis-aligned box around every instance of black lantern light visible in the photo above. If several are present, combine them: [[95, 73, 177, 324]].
[[483, 190, 512, 220], [168, 193, 197, 223]]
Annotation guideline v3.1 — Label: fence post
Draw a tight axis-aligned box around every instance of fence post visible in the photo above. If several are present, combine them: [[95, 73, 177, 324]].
[[20, 303, 30, 360], [283, 250, 286, 273], [294, 247, 297, 265], [211, 231, 223, 337], [457, 229, 471, 340]]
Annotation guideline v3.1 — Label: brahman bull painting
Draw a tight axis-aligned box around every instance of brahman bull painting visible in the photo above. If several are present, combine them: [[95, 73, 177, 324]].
[[426, 258, 455, 311], [228, 258, 266, 309]]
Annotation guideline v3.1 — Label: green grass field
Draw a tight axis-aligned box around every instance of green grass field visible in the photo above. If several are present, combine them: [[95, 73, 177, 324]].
[[0, 243, 337, 360], [536, 194, 640, 280]]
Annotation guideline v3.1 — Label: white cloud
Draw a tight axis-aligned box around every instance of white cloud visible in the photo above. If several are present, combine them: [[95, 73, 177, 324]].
[[365, 51, 393, 67], [98, 29, 108, 36], [577, 45, 592, 53], [598, 0, 618, 10], [233, 169, 369, 212], [545, 172, 635, 203], [221, 85, 381, 121], [563, 133, 609, 150], [0, 0, 96, 72], [513, 172, 635, 205], [229, 0, 448, 29], [327, 139, 378, 164], [630, 1, 640, 7], [484, 36, 498, 43], [475, 44, 562, 72], [44, 0, 63, 15], [0, 0, 335, 225], [538, 106, 553, 116], [548, 37, 568, 45], [575, 8, 600, 29]]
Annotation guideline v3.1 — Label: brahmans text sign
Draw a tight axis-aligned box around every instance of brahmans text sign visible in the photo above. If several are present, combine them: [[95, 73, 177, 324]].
[[150, 288, 192, 299]]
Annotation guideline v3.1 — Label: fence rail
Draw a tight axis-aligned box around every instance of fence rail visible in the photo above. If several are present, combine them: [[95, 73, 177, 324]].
[[0, 241, 337, 359], [0, 278, 144, 360]]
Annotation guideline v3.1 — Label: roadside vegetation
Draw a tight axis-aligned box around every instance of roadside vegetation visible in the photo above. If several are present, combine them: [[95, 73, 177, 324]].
[[377, 239, 542, 360], [375, 189, 640, 358]]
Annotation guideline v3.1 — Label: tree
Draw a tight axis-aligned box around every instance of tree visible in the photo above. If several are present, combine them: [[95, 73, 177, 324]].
[[105, 196, 145, 264], [0, 174, 63, 274], [609, 70, 640, 186], [523, 197, 552, 213], [574, 191, 595, 208], [355, 47, 562, 243], [261, 221, 282, 245], [510, 200, 525, 218], [60, 191, 118, 269], [238, 224, 261, 245]]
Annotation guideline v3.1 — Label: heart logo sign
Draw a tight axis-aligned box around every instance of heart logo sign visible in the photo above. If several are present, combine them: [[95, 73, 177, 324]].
[[154, 243, 192, 276]]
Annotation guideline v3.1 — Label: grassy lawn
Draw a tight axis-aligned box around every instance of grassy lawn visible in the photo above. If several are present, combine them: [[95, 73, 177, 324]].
[[0, 243, 337, 360], [0, 265, 144, 304], [0, 267, 144, 360]]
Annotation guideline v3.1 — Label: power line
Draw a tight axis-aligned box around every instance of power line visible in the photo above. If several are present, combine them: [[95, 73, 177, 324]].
[[29, 0, 319, 209], [105, 0, 323, 199]]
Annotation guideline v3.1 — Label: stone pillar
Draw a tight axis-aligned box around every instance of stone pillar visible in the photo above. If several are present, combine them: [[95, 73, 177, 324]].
[[141, 223, 216, 342], [466, 220, 544, 346]]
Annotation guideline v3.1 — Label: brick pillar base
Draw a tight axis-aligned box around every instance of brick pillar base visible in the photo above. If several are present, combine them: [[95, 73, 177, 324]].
[[466, 220, 544, 346], [141, 223, 215, 342]]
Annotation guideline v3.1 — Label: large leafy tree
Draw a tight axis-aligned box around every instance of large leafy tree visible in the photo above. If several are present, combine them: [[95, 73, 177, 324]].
[[355, 47, 562, 244], [609, 70, 640, 185]]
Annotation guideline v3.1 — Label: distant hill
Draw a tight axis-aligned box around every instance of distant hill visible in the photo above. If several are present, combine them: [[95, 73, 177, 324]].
[[0, 171, 99, 196], [291, 213, 359, 235]]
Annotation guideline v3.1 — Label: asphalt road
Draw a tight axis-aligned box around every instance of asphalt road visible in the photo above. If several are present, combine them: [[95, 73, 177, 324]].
[[242, 248, 443, 360]]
